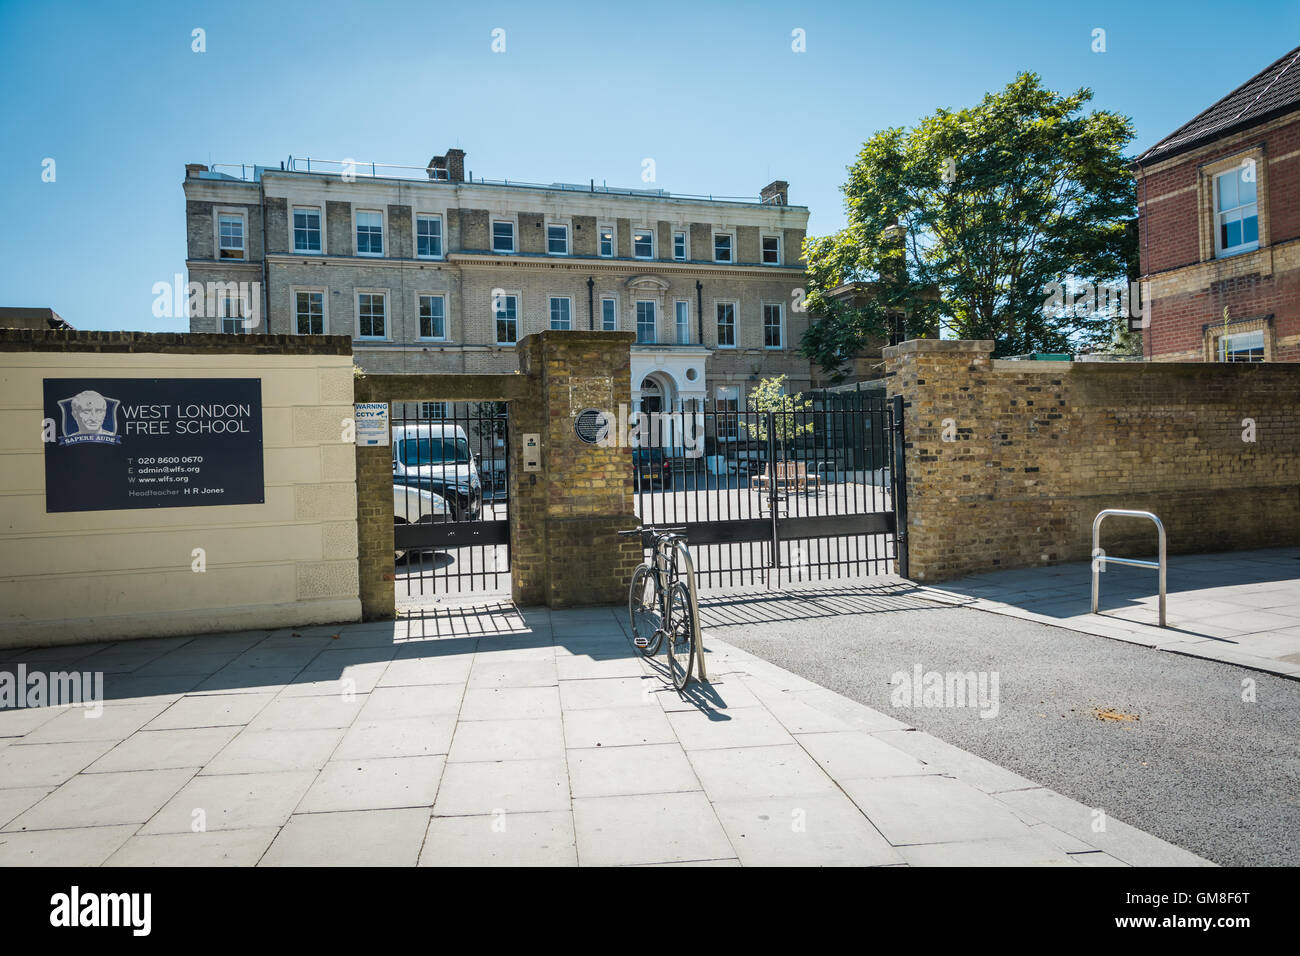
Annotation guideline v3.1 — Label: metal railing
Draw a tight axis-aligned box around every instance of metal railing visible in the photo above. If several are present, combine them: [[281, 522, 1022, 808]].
[[203, 158, 791, 205], [1091, 509, 1166, 627]]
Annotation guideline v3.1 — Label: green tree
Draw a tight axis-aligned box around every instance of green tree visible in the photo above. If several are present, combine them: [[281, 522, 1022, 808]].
[[740, 375, 814, 458], [801, 72, 1137, 378]]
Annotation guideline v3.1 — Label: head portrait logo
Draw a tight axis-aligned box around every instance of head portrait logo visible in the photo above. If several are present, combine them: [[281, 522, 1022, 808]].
[[56, 389, 122, 445]]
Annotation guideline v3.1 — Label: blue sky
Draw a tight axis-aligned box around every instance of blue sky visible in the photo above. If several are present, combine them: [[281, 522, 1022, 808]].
[[1, 0, 1297, 332]]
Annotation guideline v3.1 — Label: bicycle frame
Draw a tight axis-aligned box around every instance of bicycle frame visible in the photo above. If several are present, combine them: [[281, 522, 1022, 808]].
[[641, 530, 707, 682]]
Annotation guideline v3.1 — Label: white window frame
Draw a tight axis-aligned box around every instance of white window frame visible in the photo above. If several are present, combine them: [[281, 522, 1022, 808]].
[[291, 286, 328, 335], [1217, 328, 1266, 362], [549, 295, 573, 330], [600, 296, 618, 331], [493, 291, 520, 345], [421, 401, 448, 419], [675, 300, 692, 344], [218, 293, 248, 334], [1213, 168, 1260, 258], [715, 300, 738, 348], [716, 385, 740, 441], [546, 221, 570, 256], [598, 223, 615, 258], [415, 213, 444, 260], [673, 231, 687, 260], [216, 209, 247, 260], [713, 231, 734, 263], [492, 219, 516, 253], [635, 300, 657, 344], [354, 209, 385, 257], [292, 206, 323, 255], [355, 289, 388, 340], [417, 292, 448, 341], [632, 228, 655, 260], [761, 233, 782, 265], [763, 302, 784, 349]]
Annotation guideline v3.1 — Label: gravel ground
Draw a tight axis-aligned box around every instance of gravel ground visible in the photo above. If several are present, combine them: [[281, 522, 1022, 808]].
[[700, 586, 1300, 866]]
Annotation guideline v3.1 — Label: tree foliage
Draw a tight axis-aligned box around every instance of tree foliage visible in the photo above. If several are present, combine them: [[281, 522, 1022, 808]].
[[801, 73, 1137, 378], [740, 375, 814, 453]]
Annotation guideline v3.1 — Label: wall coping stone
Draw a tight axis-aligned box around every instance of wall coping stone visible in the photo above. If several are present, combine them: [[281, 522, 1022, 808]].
[[0, 329, 353, 356], [882, 338, 993, 359]]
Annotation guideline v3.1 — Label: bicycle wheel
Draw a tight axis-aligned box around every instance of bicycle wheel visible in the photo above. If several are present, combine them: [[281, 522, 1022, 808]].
[[665, 581, 696, 692], [628, 564, 663, 656]]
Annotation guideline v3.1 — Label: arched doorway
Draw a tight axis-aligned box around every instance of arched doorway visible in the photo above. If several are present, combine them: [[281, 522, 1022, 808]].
[[639, 376, 663, 415]]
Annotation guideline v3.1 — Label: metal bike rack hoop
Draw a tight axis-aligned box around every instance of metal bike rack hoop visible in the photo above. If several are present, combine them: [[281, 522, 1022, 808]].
[[1091, 509, 1166, 627], [671, 539, 708, 681]]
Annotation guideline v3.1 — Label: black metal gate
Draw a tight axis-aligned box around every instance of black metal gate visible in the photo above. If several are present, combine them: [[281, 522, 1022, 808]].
[[391, 401, 510, 598], [631, 390, 905, 588]]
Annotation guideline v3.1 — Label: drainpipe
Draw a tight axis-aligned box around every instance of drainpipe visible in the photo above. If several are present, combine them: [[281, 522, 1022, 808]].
[[587, 277, 595, 331], [258, 170, 270, 335], [695, 280, 703, 344]]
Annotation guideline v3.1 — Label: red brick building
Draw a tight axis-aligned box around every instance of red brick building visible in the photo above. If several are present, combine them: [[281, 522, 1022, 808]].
[[1132, 45, 1300, 361]]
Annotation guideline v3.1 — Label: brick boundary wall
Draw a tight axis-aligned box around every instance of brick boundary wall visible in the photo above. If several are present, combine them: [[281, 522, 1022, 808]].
[[354, 330, 642, 618], [0, 329, 359, 645], [884, 339, 1300, 582]]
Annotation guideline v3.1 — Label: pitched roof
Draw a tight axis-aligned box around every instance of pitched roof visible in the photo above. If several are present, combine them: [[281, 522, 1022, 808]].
[[1134, 44, 1300, 166]]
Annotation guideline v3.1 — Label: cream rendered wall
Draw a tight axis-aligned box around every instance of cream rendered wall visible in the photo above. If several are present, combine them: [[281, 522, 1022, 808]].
[[0, 351, 359, 646]]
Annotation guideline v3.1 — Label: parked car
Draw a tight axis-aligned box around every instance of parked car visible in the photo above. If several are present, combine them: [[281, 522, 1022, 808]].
[[633, 448, 672, 488], [393, 483, 451, 562], [392, 423, 483, 520]]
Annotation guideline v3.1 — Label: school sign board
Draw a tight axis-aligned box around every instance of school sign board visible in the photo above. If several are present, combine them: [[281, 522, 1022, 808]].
[[43, 378, 265, 512]]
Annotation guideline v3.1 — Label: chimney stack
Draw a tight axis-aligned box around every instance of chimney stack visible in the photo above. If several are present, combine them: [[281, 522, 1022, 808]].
[[760, 180, 789, 205], [427, 148, 467, 183]]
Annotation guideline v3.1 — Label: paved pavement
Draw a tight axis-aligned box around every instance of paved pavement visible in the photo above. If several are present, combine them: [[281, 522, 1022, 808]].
[[0, 603, 1210, 867], [918, 546, 1300, 679], [701, 582, 1300, 866]]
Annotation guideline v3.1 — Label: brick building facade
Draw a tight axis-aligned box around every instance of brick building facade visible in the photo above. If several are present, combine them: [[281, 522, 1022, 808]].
[[183, 149, 812, 428], [1132, 45, 1300, 362]]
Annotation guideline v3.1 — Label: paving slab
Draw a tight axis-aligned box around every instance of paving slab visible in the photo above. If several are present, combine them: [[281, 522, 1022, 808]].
[[562, 706, 676, 749], [261, 809, 430, 866], [568, 743, 701, 799], [711, 792, 905, 867], [0, 740, 116, 788], [572, 791, 735, 867], [688, 744, 841, 801], [897, 835, 1080, 866], [357, 684, 463, 720], [85, 726, 240, 773], [837, 774, 1034, 847], [334, 716, 456, 760], [202, 728, 345, 775], [298, 756, 445, 812], [921, 547, 1300, 678], [447, 717, 565, 762], [105, 827, 278, 867], [0, 825, 138, 866], [140, 770, 317, 834], [9, 767, 197, 830], [421, 810, 577, 866], [460, 686, 560, 721], [433, 757, 570, 816], [146, 692, 276, 730]]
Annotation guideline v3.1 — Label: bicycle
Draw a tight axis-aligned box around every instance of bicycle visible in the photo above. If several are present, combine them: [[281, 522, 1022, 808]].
[[619, 525, 700, 691]]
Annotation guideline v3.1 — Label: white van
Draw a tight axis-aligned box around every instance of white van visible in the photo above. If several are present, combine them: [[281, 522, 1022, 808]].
[[392, 423, 483, 521]]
